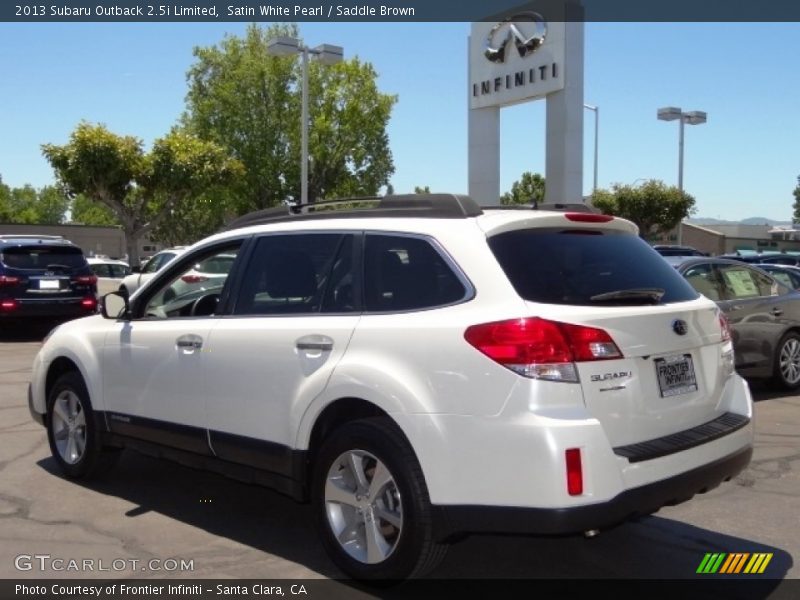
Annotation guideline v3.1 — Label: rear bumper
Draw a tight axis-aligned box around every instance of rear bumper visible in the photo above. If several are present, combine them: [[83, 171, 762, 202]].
[[434, 445, 752, 538], [0, 297, 96, 318]]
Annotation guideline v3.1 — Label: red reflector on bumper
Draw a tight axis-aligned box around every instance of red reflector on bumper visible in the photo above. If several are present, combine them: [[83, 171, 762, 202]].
[[566, 448, 583, 496]]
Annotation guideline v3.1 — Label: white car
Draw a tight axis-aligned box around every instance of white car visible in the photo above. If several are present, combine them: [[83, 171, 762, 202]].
[[28, 195, 753, 580], [117, 247, 185, 297], [86, 257, 131, 296]]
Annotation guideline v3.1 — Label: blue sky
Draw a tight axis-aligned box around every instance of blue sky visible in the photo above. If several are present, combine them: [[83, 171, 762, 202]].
[[0, 22, 798, 221]]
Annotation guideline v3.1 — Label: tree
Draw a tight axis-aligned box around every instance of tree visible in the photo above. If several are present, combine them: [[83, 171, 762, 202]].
[[592, 179, 696, 238], [414, 186, 430, 194], [42, 122, 241, 263], [182, 24, 396, 214], [0, 179, 69, 224], [500, 172, 545, 205], [793, 176, 800, 224], [70, 193, 119, 226]]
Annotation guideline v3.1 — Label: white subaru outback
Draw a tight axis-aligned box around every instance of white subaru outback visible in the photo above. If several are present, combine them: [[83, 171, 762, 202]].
[[28, 195, 753, 580]]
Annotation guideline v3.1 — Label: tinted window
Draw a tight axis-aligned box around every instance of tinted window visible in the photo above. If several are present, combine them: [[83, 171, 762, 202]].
[[142, 252, 175, 274], [109, 264, 130, 278], [770, 271, 795, 289], [1, 245, 86, 270], [364, 234, 466, 312], [489, 229, 699, 305], [90, 264, 110, 278], [683, 263, 724, 301], [234, 234, 345, 315]]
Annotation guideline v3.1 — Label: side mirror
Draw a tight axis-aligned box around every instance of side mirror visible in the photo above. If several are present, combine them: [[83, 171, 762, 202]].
[[101, 292, 130, 320]]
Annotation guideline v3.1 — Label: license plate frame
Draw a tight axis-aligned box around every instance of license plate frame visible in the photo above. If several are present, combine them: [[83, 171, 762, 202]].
[[655, 354, 698, 398], [38, 279, 60, 290]]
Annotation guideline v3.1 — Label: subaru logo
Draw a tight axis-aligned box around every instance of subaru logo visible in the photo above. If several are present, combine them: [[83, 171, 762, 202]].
[[672, 319, 689, 336], [485, 12, 547, 63]]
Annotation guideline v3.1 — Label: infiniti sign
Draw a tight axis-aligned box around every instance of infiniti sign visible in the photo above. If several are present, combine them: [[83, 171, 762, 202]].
[[484, 12, 547, 63]]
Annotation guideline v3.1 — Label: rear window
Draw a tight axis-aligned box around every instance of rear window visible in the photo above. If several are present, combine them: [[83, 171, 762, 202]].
[[489, 229, 699, 305], [1, 245, 87, 270]]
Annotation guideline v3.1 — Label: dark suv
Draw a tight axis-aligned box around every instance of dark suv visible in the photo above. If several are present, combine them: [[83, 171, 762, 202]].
[[0, 235, 98, 320]]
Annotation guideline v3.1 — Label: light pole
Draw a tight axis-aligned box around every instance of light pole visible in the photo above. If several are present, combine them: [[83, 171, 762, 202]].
[[583, 103, 599, 196], [657, 106, 707, 244], [266, 37, 344, 205]]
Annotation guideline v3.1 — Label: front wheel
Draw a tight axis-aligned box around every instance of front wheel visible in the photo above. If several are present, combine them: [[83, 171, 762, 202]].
[[312, 418, 447, 580], [46, 371, 120, 478], [773, 331, 800, 390]]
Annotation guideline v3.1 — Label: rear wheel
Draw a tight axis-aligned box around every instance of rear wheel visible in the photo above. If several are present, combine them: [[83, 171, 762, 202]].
[[46, 371, 120, 478], [312, 418, 447, 580], [774, 331, 800, 389]]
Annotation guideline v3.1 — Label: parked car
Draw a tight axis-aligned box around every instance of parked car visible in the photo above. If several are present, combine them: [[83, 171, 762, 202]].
[[87, 257, 131, 296], [652, 244, 707, 257], [756, 263, 800, 290], [155, 252, 238, 305], [117, 247, 185, 297], [717, 251, 783, 264], [757, 254, 800, 267], [0, 234, 97, 321], [28, 195, 753, 580], [674, 256, 800, 388]]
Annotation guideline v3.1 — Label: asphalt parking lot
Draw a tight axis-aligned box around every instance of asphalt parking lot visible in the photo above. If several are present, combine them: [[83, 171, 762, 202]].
[[1, 324, 799, 593]]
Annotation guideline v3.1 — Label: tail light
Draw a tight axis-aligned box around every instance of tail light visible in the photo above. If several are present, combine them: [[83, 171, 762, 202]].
[[719, 313, 732, 342], [181, 274, 209, 284], [74, 275, 98, 286], [464, 317, 622, 383], [0, 299, 18, 311], [566, 448, 584, 496], [81, 297, 97, 310], [0, 276, 21, 286]]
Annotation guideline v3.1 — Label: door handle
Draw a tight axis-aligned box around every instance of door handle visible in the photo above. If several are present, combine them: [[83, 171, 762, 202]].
[[771, 307, 784, 317], [176, 335, 203, 350], [296, 334, 333, 352]]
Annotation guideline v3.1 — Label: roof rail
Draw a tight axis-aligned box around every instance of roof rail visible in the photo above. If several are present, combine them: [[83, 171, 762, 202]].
[[223, 194, 483, 231], [0, 234, 65, 240], [481, 201, 599, 214]]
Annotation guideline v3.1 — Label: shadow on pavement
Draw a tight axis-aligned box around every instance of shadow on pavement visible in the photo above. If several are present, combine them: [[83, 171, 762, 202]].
[[36, 451, 792, 591]]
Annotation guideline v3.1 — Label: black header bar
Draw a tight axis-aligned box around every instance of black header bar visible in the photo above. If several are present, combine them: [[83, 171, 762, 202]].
[[5, 1, 800, 23]]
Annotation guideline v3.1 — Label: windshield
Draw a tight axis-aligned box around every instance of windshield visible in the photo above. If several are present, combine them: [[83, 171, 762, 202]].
[[489, 229, 699, 306]]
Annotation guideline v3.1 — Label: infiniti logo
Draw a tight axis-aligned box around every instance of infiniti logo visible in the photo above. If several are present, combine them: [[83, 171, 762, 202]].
[[672, 319, 689, 336], [485, 12, 547, 63]]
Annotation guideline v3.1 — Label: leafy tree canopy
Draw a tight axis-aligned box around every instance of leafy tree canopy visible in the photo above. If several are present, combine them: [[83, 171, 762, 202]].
[[182, 23, 397, 215], [0, 175, 69, 224], [592, 179, 696, 238], [42, 122, 241, 263], [501, 172, 545, 206]]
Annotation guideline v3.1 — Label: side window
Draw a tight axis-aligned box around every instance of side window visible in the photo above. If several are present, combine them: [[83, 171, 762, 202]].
[[718, 264, 774, 299], [364, 234, 467, 312], [233, 234, 345, 315], [142, 245, 240, 319], [771, 271, 794, 289], [90, 264, 110, 278], [109, 264, 130, 278], [683, 263, 723, 301]]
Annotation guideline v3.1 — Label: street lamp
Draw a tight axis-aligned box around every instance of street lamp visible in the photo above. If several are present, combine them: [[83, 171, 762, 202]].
[[583, 103, 599, 196], [657, 106, 707, 243], [267, 36, 344, 205]]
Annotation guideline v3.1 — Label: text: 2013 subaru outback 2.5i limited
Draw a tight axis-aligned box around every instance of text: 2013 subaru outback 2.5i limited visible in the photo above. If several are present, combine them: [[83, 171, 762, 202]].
[[28, 195, 753, 580]]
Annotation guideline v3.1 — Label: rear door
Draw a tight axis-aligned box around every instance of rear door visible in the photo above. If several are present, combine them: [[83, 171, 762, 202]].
[[714, 262, 788, 370], [489, 228, 728, 447]]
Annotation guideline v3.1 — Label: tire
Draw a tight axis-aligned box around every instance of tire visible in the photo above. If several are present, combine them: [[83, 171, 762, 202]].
[[46, 371, 121, 479], [773, 331, 800, 390], [311, 417, 447, 581]]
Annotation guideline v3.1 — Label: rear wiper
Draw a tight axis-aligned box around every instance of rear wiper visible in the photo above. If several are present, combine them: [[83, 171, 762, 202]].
[[46, 263, 70, 271], [589, 288, 665, 304]]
